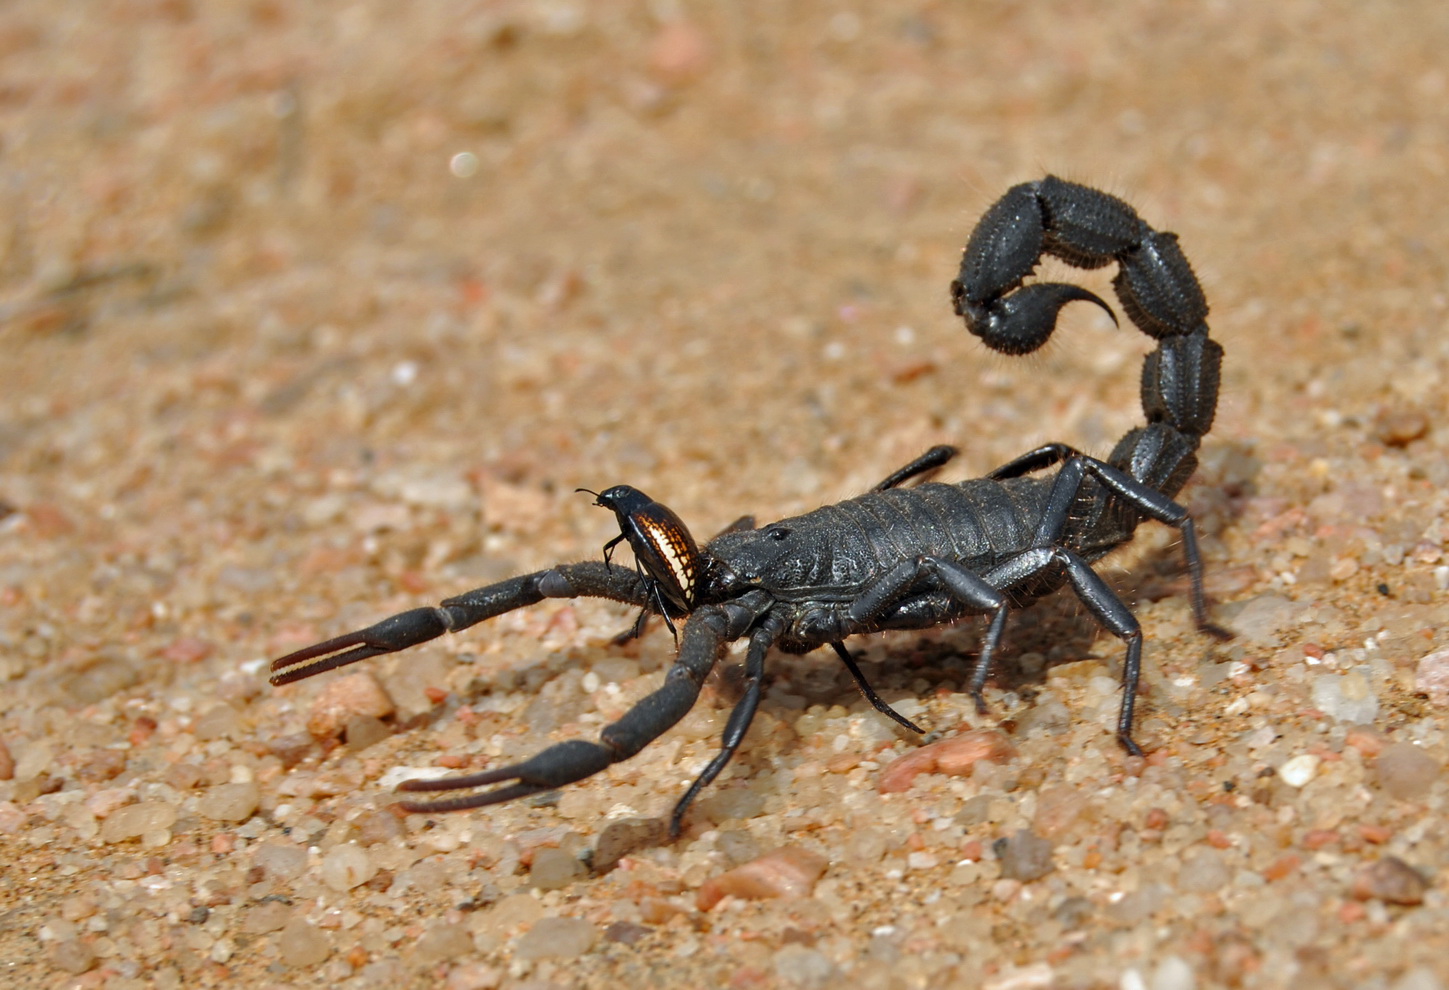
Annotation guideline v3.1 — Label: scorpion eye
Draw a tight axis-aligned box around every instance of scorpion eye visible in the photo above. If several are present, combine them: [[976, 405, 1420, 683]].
[[767, 527, 791, 541]]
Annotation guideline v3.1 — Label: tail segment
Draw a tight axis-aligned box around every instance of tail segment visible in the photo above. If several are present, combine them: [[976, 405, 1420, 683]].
[[951, 175, 1221, 498]]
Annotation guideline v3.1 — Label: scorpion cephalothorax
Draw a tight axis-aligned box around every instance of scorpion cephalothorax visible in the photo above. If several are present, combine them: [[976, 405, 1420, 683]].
[[271, 177, 1229, 836]]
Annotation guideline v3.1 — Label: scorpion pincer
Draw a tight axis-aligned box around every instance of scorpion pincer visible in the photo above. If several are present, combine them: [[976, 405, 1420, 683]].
[[270, 176, 1230, 836]]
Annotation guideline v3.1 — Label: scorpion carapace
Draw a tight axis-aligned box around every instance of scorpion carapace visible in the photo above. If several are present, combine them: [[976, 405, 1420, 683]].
[[270, 176, 1229, 836]]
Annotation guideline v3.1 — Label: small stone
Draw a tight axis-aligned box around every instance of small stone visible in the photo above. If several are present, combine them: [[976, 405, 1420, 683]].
[[649, 20, 711, 84], [530, 846, 585, 891], [0, 738, 14, 780], [356, 809, 406, 846], [344, 714, 391, 752], [1373, 743, 1440, 801], [772, 944, 838, 987], [1414, 648, 1449, 707], [194, 704, 243, 741], [1032, 785, 1091, 839], [411, 923, 473, 966], [1373, 407, 1428, 447], [1151, 956, 1196, 990], [1312, 671, 1379, 724], [99, 801, 179, 843], [1178, 849, 1230, 893], [1278, 754, 1321, 788], [603, 921, 651, 945], [696, 785, 767, 824], [48, 938, 96, 974], [198, 781, 260, 822], [1391, 967, 1446, 990], [253, 841, 309, 881], [305, 672, 396, 740], [877, 729, 1016, 793], [994, 829, 1054, 882], [241, 901, 293, 934], [278, 918, 331, 967], [268, 733, 315, 769], [1223, 594, 1307, 646], [697, 846, 829, 910], [1352, 856, 1430, 905], [513, 917, 597, 961], [445, 962, 503, 990], [320, 843, 376, 891], [1106, 884, 1167, 925], [592, 817, 667, 874]]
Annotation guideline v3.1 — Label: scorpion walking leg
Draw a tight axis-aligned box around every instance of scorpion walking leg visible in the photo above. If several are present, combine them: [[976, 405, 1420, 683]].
[[873, 444, 958, 491], [669, 613, 785, 836], [270, 561, 650, 685], [820, 445, 965, 730], [829, 643, 924, 733], [396, 593, 771, 814], [846, 555, 1012, 720], [991, 442, 1230, 640]]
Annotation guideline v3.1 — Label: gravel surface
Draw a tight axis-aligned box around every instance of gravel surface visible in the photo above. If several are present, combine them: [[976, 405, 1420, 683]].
[[3, 3, 1449, 988]]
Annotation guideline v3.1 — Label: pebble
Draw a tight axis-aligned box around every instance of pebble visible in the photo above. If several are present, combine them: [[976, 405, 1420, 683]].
[[1414, 648, 1449, 707], [320, 843, 376, 891], [876, 729, 1016, 793], [48, 938, 96, 974], [994, 829, 1054, 882], [99, 801, 178, 844], [253, 841, 309, 880], [0, 738, 14, 780], [278, 918, 331, 967], [604, 921, 651, 945], [696, 845, 829, 910], [1311, 671, 1379, 724], [1373, 407, 1429, 447], [193, 704, 243, 741], [697, 785, 767, 824], [241, 901, 292, 934], [305, 672, 396, 740], [513, 917, 598, 961], [529, 846, 585, 891], [344, 714, 391, 752], [592, 817, 667, 873], [1178, 848, 1230, 894], [197, 781, 260, 822], [1352, 856, 1430, 905], [772, 944, 838, 987], [411, 923, 474, 966], [1278, 753, 1321, 788], [1373, 743, 1441, 801], [1033, 784, 1091, 839], [1225, 594, 1308, 646], [445, 962, 503, 990], [1151, 956, 1196, 990]]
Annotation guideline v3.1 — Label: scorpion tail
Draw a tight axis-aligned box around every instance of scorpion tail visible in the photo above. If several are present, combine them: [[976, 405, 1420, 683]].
[[952, 175, 1222, 498]]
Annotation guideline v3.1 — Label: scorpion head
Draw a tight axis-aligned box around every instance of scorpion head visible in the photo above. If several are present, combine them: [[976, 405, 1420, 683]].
[[701, 522, 811, 598]]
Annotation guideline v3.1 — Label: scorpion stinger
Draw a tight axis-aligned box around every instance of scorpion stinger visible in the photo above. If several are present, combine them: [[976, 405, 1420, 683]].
[[268, 176, 1231, 835]]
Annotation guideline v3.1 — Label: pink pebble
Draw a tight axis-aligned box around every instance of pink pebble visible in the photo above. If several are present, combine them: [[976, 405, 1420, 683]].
[[877, 729, 1017, 794], [1414, 648, 1449, 707], [305, 672, 396, 740], [696, 845, 828, 911]]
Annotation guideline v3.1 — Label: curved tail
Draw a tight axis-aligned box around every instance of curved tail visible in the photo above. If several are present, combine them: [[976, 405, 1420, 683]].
[[950, 175, 1222, 499]]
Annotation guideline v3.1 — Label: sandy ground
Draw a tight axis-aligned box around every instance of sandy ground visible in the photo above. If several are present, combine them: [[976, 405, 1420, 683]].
[[3, 2, 1449, 988]]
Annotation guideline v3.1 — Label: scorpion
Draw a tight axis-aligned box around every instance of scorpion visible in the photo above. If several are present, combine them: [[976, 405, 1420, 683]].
[[271, 176, 1228, 836]]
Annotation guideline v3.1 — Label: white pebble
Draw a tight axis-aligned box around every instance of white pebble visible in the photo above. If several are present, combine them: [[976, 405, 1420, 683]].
[[1279, 753, 1321, 788], [320, 843, 376, 891], [1152, 954, 1197, 990]]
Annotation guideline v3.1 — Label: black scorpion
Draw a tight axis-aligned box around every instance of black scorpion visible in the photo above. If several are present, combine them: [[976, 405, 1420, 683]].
[[271, 176, 1229, 836]]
